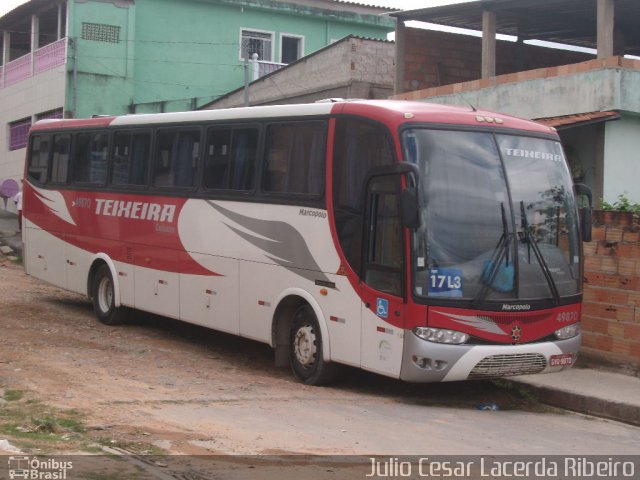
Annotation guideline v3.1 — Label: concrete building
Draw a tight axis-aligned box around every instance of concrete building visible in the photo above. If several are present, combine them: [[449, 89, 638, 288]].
[[391, 0, 640, 206], [200, 35, 395, 109], [0, 0, 394, 194]]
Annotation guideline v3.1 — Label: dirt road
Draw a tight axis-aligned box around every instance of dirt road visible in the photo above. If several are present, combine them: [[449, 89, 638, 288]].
[[1, 257, 639, 462]]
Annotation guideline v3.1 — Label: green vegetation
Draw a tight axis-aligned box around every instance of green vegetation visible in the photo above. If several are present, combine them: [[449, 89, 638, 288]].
[[0, 390, 88, 452], [1, 390, 163, 477], [3, 389, 24, 401], [600, 193, 640, 215], [96, 437, 166, 456]]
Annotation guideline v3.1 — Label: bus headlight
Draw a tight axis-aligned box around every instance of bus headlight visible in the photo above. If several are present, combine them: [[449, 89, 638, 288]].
[[413, 327, 469, 345], [555, 323, 580, 340]]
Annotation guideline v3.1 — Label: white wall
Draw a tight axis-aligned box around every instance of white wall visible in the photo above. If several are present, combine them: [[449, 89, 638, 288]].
[[603, 114, 640, 204], [0, 67, 66, 212]]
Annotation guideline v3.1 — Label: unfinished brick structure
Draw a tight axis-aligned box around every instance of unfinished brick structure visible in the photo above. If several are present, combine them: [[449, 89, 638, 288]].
[[398, 28, 592, 93], [582, 219, 640, 370]]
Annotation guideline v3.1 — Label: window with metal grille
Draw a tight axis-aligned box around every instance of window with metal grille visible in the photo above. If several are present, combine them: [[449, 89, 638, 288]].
[[82, 23, 120, 43], [240, 29, 273, 61], [9, 118, 31, 151], [36, 108, 63, 121]]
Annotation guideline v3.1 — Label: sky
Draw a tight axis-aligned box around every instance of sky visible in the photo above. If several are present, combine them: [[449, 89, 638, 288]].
[[0, 0, 598, 56], [0, 0, 471, 18]]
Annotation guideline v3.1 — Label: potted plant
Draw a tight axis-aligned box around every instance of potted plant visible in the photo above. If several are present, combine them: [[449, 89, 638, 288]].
[[594, 194, 640, 226]]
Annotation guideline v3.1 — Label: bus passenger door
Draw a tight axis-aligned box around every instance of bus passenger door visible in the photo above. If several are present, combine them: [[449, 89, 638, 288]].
[[359, 175, 406, 378]]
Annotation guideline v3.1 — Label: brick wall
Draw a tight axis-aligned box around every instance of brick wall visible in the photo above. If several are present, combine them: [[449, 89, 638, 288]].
[[582, 220, 640, 369], [206, 37, 394, 109], [401, 28, 592, 92]]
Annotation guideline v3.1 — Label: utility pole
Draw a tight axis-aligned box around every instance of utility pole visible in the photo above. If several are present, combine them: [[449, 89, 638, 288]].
[[243, 57, 250, 107], [71, 37, 78, 118]]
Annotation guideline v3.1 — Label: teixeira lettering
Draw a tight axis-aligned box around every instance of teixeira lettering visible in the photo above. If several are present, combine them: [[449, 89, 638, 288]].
[[94, 199, 176, 223], [504, 148, 563, 162]]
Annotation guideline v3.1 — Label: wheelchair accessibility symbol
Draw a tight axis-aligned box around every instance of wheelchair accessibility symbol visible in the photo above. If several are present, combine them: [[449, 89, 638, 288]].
[[376, 298, 389, 318]]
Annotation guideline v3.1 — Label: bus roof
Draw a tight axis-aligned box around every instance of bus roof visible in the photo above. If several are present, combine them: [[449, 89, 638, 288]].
[[29, 100, 555, 135]]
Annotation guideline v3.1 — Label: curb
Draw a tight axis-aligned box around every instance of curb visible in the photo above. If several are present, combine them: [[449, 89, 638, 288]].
[[507, 379, 640, 427]]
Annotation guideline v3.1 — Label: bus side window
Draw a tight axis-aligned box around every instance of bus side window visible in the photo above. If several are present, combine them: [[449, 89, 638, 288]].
[[332, 119, 394, 276], [50, 134, 71, 183], [28, 135, 50, 184], [73, 132, 108, 184], [204, 129, 232, 189], [203, 127, 258, 191], [153, 129, 200, 188], [112, 131, 150, 186], [263, 122, 325, 196]]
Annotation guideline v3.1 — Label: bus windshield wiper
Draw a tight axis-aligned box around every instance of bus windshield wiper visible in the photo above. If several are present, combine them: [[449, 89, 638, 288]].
[[519, 201, 560, 305], [473, 203, 513, 308]]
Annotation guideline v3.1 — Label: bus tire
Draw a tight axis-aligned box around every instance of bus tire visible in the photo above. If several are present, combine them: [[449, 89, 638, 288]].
[[91, 264, 128, 325], [289, 304, 338, 386]]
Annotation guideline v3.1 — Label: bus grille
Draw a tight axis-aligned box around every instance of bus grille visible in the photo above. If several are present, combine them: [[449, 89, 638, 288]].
[[468, 353, 547, 379]]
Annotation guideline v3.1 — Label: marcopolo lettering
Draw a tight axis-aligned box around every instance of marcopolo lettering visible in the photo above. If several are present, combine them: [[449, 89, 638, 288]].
[[94, 199, 176, 223], [299, 207, 327, 219], [502, 304, 531, 311]]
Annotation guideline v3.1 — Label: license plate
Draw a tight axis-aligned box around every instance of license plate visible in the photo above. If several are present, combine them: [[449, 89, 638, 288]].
[[549, 353, 573, 367]]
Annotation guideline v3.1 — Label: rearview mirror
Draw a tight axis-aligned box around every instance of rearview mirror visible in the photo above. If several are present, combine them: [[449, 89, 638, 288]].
[[580, 206, 592, 242], [573, 183, 593, 242], [400, 187, 420, 229]]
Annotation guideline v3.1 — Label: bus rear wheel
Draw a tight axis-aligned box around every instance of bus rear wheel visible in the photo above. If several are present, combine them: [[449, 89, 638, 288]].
[[289, 305, 338, 385], [91, 264, 128, 325]]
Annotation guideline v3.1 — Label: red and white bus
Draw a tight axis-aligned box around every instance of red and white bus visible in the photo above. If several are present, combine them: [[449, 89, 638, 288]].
[[22, 100, 590, 385]]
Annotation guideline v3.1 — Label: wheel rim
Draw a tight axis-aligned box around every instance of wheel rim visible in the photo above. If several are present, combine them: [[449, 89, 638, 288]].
[[293, 324, 317, 368], [97, 275, 113, 314]]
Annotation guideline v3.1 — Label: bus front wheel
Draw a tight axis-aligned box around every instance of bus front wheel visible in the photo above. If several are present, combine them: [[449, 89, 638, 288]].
[[288, 304, 338, 385], [91, 264, 128, 325]]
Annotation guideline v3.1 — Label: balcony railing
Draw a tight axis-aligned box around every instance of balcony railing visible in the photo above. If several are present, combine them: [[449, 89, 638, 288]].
[[5, 53, 32, 88], [35, 38, 67, 75], [257, 60, 286, 79], [249, 59, 286, 81], [1, 38, 67, 90]]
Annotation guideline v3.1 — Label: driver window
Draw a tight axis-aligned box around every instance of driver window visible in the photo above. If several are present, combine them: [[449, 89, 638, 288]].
[[332, 119, 394, 276], [364, 177, 403, 297]]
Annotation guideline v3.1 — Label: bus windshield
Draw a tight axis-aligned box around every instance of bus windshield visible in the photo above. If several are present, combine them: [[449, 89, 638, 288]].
[[403, 128, 581, 305]]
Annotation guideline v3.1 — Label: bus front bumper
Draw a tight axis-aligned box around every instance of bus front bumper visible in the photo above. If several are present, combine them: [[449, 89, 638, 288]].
[[399, 332, 581, 383]]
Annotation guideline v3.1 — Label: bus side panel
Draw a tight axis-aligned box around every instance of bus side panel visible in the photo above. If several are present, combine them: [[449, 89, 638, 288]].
[[179, 253, 240, 335], [134, 245, 180, 319], [238, 260, 279, 343], [64, 236, 98, 295], [360, 306, 404, 378], [24, 220, 67, 289], [114, 260, 135, 307], [322, 276, 362, 368]]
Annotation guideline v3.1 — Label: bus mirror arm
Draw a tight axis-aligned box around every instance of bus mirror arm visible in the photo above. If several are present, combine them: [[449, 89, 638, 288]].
[[363, 164, 421, 230], [573, 183, 593, 242], [364, 163, 420, 181]]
